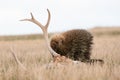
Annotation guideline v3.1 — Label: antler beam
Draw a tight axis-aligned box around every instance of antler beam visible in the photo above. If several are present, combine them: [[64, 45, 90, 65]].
[[21, 9, 60, 57]]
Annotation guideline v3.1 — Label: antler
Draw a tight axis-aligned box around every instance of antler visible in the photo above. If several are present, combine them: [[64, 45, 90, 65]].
[[10, 47, 26, 70], [20, 9, 60, 57]]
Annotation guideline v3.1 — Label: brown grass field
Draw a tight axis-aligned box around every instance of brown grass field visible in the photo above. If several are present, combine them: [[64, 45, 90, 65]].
[[0, 27, 120, 80]]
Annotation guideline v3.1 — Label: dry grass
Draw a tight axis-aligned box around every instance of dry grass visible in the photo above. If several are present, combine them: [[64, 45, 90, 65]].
[[91, 27, 120, 36], [0, 27, 120, 80]]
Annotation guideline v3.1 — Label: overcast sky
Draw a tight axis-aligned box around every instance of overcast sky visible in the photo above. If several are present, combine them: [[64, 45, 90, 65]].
[[0, 0, 120, 35]]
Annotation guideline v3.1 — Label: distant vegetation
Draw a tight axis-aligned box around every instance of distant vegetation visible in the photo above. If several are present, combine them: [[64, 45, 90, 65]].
[[0, 27, 120, 41], [0, 33, 53, 41], [0, 34, 43, 41], [90, 27, 120, 36]]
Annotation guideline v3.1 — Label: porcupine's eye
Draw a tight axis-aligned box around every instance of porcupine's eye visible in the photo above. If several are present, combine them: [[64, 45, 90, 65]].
[[53, 41, 58, 45], [52, 41, 59, 48]]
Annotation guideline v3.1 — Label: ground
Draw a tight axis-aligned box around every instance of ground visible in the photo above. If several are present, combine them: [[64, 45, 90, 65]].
[[0, 27, 120, 80]]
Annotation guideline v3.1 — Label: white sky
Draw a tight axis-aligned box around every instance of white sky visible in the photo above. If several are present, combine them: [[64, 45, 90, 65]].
[[0, 0, 120, 35]]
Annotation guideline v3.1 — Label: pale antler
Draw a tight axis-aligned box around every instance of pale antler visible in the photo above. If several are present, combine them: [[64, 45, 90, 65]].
[[10, 47, 26, 70], [20, 9, 80, 67], [20, 9, 60, 57]]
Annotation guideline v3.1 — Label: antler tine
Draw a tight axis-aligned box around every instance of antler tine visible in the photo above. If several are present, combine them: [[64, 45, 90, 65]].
[[30, 12, 34, 20], [20, 13, 34, 22], [45, 9, 51, 29], [10, 47, 26, 70], [20, 12, 44, 31]]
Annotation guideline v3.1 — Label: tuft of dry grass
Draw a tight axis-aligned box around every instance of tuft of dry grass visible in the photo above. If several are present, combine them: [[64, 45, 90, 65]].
[[0, 27, 120, 80]]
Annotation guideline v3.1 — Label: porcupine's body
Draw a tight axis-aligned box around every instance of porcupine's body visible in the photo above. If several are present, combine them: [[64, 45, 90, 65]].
[[50, 29, 93, 62]]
